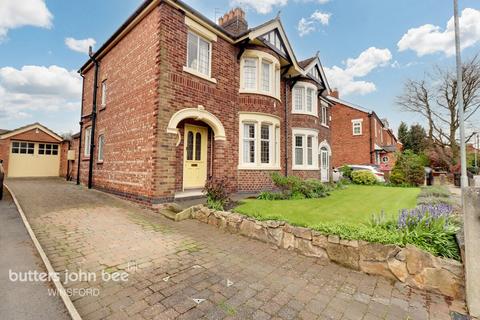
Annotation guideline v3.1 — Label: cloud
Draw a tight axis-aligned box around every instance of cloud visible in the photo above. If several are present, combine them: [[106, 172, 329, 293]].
[[231, 0, 287, 14], [0, 0, 53, 40], [398, 8, 480, 56], [0, 65, 82, 120], [65, 37, 96, 54], [324, 47, 392, 96], [297, 10, 331, 36]]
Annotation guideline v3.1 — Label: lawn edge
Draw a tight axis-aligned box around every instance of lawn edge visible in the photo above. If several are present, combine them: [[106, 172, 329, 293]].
[[4, 183, 83, 320]]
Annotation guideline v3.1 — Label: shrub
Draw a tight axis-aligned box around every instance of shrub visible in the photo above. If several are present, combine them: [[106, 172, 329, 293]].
[[269, 173, 331, 199], [339, 165, 353, 180], [391, 150, 425, 186], [419, 186, 450, 198], [351, 170, 377, 185], [257, 191, 286, 200], [204, 178, 231, 210]]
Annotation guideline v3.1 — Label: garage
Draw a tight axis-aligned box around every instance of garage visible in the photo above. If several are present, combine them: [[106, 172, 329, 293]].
[[0, 123, 64, 178]]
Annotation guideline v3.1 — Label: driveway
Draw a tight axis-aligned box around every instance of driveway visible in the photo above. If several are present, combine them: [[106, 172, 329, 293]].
[[5, 178, 466, 320], [0, 187, 69, 320]]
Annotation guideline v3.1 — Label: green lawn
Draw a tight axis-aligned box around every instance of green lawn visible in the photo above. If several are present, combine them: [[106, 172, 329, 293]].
[[234, 185, 421, 227]]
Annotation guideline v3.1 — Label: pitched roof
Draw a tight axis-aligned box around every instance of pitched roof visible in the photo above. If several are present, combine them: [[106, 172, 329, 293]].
[[0, 122, 63, 141], [0, 129, 10, 135], [298, 57, 316, 69], [327, 96, 372, 114]]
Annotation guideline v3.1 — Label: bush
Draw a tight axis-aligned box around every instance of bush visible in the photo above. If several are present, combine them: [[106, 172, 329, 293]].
[[269, 173, 331, 199], [204, 178, 231, 210], [351, 170, 377, 185], [391, 150, 425, 186], [257, 191, 286, 200], [339, 165, 353, 180]]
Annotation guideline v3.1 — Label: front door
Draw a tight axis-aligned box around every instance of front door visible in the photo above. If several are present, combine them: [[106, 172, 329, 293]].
[[320, 147, 329, 182], [183, 125, 208, 189]]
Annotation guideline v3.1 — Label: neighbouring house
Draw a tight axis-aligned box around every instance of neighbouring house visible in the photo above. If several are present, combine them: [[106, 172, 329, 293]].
[[0, 123, 70, 178], [71, 0, 334, 205], [328, 93, 400, 172]]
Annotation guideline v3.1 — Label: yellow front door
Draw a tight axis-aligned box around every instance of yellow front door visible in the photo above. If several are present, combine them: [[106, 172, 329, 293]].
[[183, 125, 208, 189]]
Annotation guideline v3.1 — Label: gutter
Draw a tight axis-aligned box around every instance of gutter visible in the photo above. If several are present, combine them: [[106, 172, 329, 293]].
[[284, 78, 290, 176], [87, 48, 100, 189], [76, 74, 85, 185], [368, 113, 373, 164]]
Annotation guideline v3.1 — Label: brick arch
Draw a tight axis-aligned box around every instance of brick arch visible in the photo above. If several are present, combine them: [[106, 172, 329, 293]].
[[166, 106, 226, 141]]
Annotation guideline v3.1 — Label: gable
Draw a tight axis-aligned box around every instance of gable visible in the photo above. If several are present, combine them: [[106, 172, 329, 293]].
[[259, 29, 287, 57], [0, 123, 63, 142], [303, 58, 331, 93]]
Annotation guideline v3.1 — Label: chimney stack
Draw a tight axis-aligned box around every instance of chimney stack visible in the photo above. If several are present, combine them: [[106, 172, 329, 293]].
[[218, 8, 248, 36], [329, 89, 339, 98]]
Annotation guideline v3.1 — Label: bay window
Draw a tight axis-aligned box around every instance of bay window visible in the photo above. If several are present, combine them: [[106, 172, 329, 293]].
[[292, 82, 318, 116], [239, 113, 280, 169], [240, 50, 280, 100], [292, 128, 318, 170]]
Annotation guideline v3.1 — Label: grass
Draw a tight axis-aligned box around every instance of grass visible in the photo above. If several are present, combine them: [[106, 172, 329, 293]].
[[234, 184, 421, 227]]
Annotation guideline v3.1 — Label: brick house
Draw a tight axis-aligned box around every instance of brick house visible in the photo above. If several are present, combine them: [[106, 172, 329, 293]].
[[0, 123, 69, 178], [328, 93, 400, 172], [72, 0, 334, 205]]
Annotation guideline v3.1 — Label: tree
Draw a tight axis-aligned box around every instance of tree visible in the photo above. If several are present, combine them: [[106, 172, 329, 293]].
[[397, 122, 428, 154], [396, 54, 480, 165], [397, 122, 409, 146], [408, 124, 428, 154]]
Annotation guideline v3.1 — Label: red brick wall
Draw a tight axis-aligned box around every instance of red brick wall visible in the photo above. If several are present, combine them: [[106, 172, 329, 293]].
[[331, 103, 371, 167], [78, 5, 161, 202]]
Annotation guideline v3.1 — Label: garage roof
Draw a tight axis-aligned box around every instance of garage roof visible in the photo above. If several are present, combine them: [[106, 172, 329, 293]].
[[0, 123, 63, 142]]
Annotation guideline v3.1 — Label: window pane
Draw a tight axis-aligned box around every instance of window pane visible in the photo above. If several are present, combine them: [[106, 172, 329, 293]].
[[261, 61, 270, 92], [53, 145, 58, 151], [243, 123, 255, 164], [84, 128, 91, 156], [306, 89, 313, 112], [294, 87, 304, 111], [307, 136, 313, 165], [20, 148, 26, 154], [244, 123, 255, 139], [195, 132, 202, 160], [12, 142, 19, 148], [260, 124, 270, 164], [98, 136, 104, 161], [295, 135, 303, 166], [198, 38, 210, 75], [186, 131, 194, 161], [295, 135, 303, 147], [243, 58, 257, 90], [187, 32, 198, 70], [101, 81, 107, 106]]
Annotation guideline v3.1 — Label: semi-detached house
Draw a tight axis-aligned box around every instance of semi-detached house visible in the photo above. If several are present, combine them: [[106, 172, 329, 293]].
[[72, 0, 334, 205]]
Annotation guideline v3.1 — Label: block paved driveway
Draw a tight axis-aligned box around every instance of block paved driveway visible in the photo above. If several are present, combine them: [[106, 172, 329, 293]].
[[5, 178, 464, 320]]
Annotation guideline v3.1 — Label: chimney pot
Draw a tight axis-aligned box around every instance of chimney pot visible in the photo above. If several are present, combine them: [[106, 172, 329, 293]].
[[218, 7, 248, 36]]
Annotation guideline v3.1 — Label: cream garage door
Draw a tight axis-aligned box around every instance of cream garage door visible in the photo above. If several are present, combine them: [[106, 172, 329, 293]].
[[8, 141, 60, 177]]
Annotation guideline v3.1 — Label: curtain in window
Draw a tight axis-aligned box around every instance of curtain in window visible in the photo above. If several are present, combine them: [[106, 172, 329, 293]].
[[243, 58, 257, 90], [261, 61, 270, 92], [198, 38, 210, 75]]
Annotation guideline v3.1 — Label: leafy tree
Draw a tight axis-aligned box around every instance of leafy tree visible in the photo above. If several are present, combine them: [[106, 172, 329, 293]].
[[408, 124, 428, 154], [397, 122, 409, 146], [390, 150, 425, 186]]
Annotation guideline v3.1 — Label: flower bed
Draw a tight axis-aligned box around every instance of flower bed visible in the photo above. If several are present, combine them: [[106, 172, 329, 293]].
[[189, 205, 464, 300]]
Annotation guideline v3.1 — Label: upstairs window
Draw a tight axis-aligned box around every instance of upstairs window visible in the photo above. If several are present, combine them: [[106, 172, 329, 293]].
[[98, 134, 105, 162], [292, 82, 318, 116], [321, 104, 328, 126], [101, 80, 107, 107], [240, 50, 280, 100], [352, 119, 363, 136], [186, 31, 211, 77]]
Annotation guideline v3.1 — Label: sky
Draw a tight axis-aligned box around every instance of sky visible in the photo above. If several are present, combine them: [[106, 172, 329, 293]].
[[0, 0, 480, 136]]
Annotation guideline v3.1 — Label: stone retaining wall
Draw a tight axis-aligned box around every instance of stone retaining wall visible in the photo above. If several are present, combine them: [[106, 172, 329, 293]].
[[190, 205, 465, 300]]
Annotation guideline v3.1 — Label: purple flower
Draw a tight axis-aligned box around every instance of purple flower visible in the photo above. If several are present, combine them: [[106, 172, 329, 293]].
[[397, 204, 452, 229]]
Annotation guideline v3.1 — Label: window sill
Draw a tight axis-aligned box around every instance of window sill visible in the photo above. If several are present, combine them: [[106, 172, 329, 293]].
[[82, 157, 90, 161], [183, 66, 217, 84], [321, 124, 329, 128], [238, 165, 281, 171], [239, 89, 281, 101], [292, 166, 319, 171], [97, 160, 104, 164], [99, 105, 106, 111], [291, 111, 318, 117]]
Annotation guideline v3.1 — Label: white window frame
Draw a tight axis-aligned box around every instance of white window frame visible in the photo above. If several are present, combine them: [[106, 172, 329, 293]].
[[238, 113, 281, 170], [97, 134, 105, 162], [291, 82, 318, 117], [292, 128, 319, 170], [84, 127, 92, 157], [321, 103, 328, 127], [183, 24, 217, 84], [374, 119, 377, 137], [352, 119, 363, 136], [240, 50, 280, 100], [101, 80, 107, 107]]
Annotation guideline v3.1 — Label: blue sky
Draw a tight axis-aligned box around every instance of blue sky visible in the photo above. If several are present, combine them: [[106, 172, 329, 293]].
[[0, 0, 479, 135]]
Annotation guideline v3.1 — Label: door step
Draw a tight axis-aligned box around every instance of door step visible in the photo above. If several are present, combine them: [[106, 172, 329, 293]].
[[158, 204, 194, 222]]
